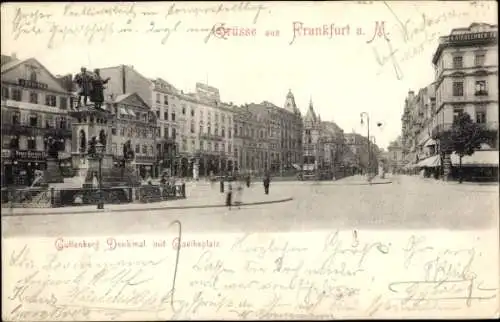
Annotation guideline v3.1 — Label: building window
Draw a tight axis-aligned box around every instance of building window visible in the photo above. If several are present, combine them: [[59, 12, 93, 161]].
[[452, 56, 463, 69], [164, 126, 169, 138], [29, 114, 38, 127], [164, 95, 168, 105], [474, 53, 485, 66], [208, 125, 211, 135], [221, 128, 225, 137], [191, 109, 195, 117], [190, 122, 195, 133], [45, 94, 57, 107], [111, 128, 117, 135], [27, 136, 36, 150], [12, 112, 20, 125], [156, 110, 160, 118], [30, 71, 37, 81], [475, 80, 488, 96], [452, 106, 464, 123], [172, 128, 176, 140], [199, 124, 203, 134], [156, 93, 160, 103], [182, 106, 186, 115], [59, 97, 68, 109], [452, 81, 463, 96], [228, 128, 231, 138], [476, 106, 487, 124], [171, 112, 175, 121], [163, 111, 168, 121], [135, 145, 140, 153], [1, 87, 9, 99], [30, 92, 38, 104], [12, 88, 22, 101]]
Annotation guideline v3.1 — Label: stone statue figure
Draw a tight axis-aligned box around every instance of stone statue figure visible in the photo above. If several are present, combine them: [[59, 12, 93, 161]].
[[90, 69, 111, 110], [74, 67, 92, 107]]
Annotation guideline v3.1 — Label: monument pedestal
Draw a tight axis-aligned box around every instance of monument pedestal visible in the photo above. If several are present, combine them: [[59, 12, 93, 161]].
[[41, 158, 64, 184], [82, 155, 141, 189]]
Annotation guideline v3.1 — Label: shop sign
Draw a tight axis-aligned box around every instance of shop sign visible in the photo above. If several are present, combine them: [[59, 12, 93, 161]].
[[447, 31, 497, 43], [18, 78, 49, 90]]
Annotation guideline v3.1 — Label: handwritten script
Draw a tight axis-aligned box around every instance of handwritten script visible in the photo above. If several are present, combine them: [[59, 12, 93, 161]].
[[2, 231, 497, 320], [9, 2, 269, 48], [370, 1, 491, 79]]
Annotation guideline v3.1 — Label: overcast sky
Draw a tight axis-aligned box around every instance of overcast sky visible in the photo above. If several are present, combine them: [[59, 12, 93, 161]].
[[1, 1, 496, 149]]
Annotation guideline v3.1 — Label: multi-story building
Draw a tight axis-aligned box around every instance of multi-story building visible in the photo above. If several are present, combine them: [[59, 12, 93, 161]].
[[150, 78, 185, 175], [344, 132, 379, 174], [188, 83, 235, 176], [104, 93, 159, 179], [1, 55, 72, 186], [279, 90, 303, 171], [387, 137, 405, 173], [431, 22, 497, 178], [233, 103, 267, 173], [233, 91, 303, 175]]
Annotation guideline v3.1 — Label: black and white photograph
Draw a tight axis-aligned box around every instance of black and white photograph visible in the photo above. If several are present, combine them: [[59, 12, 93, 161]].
[[1, 1, 498, 320]]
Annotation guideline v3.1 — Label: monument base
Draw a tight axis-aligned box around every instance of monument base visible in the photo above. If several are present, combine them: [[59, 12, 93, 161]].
[[82, 156, 142, 188], [41, 158, 64, 184]]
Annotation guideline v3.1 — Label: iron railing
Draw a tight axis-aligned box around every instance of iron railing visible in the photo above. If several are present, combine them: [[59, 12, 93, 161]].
[[1, 183, 186, 209]]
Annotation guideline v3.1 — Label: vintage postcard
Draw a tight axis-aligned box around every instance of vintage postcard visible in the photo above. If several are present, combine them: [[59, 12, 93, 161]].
[[1, 1, 499, 320]]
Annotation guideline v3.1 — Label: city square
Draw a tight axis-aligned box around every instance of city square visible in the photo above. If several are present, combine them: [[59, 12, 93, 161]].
[[3, 175, 498, 237], [1, 2, 499, 320]]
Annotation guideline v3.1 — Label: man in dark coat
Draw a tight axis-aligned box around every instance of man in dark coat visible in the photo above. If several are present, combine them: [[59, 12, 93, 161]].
[[74, 67, 92, 108], [90, 69, 110, 110], [263, 173, 270, 195]]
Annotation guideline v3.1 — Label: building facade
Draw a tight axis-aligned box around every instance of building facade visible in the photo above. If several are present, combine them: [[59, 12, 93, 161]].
[[399, 23, 499, 179], [106, 93, 159, 178], [1, 56, 72, 186], [189, 83, 235, 176]]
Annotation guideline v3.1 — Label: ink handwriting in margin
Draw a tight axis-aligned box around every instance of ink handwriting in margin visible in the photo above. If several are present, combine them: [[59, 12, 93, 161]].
[[5, 220, 183, 321], [372, 1, 472, 79]]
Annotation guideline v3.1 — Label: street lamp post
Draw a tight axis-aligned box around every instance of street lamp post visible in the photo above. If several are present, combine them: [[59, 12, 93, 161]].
[[360, 112, 371, 179], [95, 142, 105, 209]]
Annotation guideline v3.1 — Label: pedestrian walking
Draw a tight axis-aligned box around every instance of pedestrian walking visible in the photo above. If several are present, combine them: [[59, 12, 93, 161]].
[[233, 180, 243, 209], [246, 174, 251, 188], [225, 180, 233, 209], [220, 176, 224, 193], [263, 173, 270, 195]]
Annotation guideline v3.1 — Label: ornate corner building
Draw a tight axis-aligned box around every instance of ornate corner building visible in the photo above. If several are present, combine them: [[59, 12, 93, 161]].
[[1, 55, 73, 186], [401, 23, 498, 179]]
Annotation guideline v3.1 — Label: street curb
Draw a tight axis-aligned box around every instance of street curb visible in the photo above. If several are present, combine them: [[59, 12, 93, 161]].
[[313, 181, 393, 186], [1, 197, 294, 217]]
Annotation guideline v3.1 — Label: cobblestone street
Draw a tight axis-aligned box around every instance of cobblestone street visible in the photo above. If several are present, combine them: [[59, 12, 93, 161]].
[[3, 175, 497, 237]]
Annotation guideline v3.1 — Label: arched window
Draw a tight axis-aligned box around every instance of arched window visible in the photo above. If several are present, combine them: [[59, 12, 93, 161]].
[[79, 129, 87, 151]]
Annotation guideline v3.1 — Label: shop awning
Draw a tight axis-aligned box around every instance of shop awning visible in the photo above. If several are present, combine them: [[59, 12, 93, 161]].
[[451, 151, 499, 167], [416, 155, 441, 168]]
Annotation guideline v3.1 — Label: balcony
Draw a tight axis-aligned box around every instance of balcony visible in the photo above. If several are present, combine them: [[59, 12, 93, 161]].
[[475, 90, 489, 97], [200, 133, 224, 141], [1, 123, 71, 138]]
